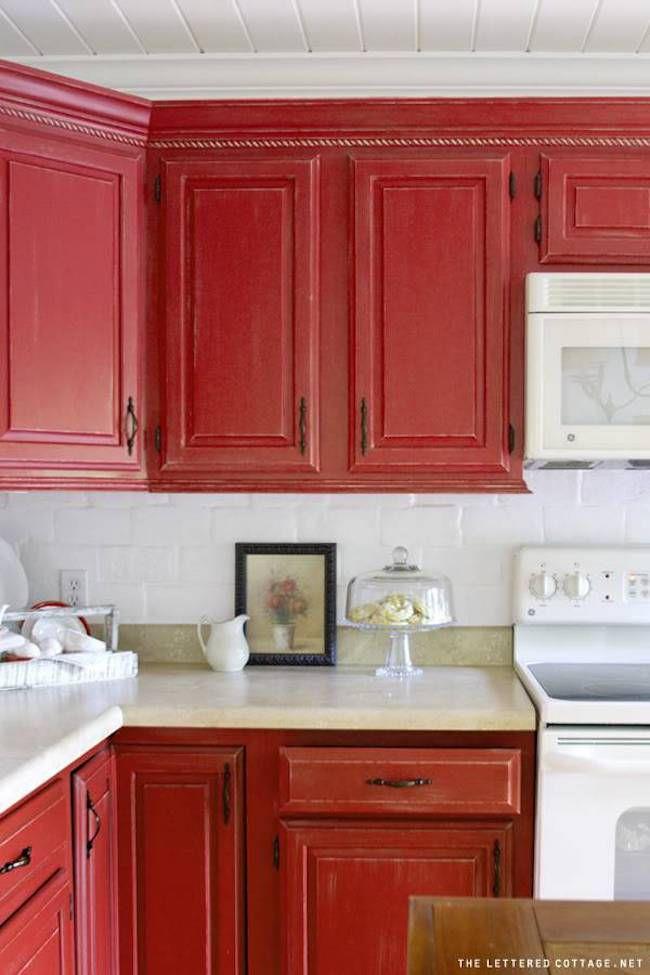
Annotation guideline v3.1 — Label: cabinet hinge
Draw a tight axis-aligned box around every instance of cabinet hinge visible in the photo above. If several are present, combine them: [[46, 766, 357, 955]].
[[533, 214, 542, 244], [69, 891, 74, 921], [154, 425, 162, 453], [508, 171, 516, 200], [153, 174, 161, 203], [272, 835, 280, 870], [508, 423, 516, 455], [533, 169, 542, 200]]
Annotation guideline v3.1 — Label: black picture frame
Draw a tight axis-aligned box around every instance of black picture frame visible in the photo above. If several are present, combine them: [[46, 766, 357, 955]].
[[235, 543, 337, 666]]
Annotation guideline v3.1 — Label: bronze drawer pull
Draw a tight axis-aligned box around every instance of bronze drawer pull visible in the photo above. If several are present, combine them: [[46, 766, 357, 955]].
[[0, 846, 31, 875], [366, 777, 432, 789]]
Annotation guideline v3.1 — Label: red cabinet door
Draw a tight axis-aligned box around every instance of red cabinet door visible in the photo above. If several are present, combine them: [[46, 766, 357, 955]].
[[281, 821, 511, 975], [0, 128, 143, 476], [350, 153, 512, 481], [72, 748, 117, 975], [160, 155, 320, 480], [540, 151, 650, 264], [116, 747, 245, 975], [0, 874, 74, 975]]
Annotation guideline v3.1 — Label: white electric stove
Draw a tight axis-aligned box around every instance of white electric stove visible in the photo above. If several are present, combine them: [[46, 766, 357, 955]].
[[514, 546, 650, 901]]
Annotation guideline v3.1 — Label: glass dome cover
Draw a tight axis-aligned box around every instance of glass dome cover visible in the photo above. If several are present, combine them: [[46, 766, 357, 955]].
[[346, 546, 454, 631]]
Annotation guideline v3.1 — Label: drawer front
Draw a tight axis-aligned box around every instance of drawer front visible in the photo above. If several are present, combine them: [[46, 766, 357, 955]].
[[279, 747, 521, 817], [0, 778, 69, 923]]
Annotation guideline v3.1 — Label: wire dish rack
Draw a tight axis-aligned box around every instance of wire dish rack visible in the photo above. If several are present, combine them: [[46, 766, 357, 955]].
[[3, 604, 119, 650], [0, 604, 138, 690]]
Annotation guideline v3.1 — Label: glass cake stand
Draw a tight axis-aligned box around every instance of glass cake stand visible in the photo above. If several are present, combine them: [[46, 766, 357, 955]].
[[345, 547, 454, 680]]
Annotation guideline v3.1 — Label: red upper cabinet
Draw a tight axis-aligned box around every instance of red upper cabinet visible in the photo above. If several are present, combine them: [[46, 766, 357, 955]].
[[159, 155, 321, 481], [350, 153, 513, 485], [539, 151, 650, 264], [0, 127, 144, 481]]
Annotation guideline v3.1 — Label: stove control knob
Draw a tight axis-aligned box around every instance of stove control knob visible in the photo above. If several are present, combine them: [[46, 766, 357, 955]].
[[529, 572, 557, 601], [563, 571, 591, 601]]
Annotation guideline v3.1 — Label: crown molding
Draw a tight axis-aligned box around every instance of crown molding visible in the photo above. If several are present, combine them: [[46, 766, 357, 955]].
[[10, 52, 650, 100]]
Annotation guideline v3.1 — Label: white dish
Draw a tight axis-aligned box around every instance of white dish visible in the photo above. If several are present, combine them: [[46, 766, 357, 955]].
[[0, 539, 28, 609], [22, 613, 85, 645]]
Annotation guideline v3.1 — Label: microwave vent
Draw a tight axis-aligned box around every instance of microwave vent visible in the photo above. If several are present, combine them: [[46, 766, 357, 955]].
[[527, 273, 650, 313]]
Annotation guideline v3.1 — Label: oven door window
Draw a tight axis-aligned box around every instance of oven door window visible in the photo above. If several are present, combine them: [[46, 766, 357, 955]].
[[615, 808, 650, 899]]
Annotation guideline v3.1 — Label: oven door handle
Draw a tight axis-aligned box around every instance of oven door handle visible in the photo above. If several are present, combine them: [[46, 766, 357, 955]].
[[545, 745, 650, 774]]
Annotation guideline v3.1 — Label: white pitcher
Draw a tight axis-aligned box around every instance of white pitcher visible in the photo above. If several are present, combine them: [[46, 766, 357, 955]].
[[197, 614, 250, 672]]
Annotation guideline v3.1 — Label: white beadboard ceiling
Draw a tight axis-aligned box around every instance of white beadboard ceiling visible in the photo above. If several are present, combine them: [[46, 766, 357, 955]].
[[5, 0, 650, 98]]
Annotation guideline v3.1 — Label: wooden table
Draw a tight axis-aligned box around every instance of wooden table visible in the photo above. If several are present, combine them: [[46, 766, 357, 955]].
[[409, 898, 650, 975]]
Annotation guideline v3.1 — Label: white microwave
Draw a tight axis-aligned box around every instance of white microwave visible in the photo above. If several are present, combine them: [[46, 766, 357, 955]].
[[526, 273, 650, 468]]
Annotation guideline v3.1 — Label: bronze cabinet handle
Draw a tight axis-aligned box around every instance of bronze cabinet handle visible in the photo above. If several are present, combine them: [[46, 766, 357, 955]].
[[86, 793, 101, 858], [492, 839, 502, 897], [222, 763, 231, 825], [125, 396, 138, 456], [366, 777, 432, 789], [298, 397, 307, 455], [0, 846, 31, 874], [360, 398, 368, 455]]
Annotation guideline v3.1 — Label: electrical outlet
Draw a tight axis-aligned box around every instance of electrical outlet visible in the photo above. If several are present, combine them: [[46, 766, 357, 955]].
[[60, 570, 88, 608]]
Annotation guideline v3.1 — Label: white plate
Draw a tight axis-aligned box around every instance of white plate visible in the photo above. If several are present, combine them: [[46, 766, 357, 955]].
[[22, 613, 85, 645], [0, 538, 28, 609]]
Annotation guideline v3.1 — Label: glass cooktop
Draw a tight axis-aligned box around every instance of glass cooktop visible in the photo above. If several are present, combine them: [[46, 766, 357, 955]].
[[529, 663, 650, 701]]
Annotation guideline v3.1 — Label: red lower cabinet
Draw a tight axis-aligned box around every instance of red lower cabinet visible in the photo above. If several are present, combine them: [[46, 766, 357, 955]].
[[72, 748, 117, 975], [281, 821, 511, 975], [0, 874, 74, 975], [115, 747, 245, 975]]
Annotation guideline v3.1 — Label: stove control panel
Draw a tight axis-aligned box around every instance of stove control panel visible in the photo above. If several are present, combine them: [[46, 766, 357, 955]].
[[514, 546, 650, 623]]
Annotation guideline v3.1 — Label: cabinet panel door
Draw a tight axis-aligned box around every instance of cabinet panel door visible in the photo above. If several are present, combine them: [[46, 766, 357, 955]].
[[0, 130, 142, 473], [351, 153, 511, 476], [162, 156, 320, 476], [540, 152, 650, 264], [116, 748, 244, 975], [282, 821, 511, 975], [73, 748, 117, 975], [0, 875, 74, 975]]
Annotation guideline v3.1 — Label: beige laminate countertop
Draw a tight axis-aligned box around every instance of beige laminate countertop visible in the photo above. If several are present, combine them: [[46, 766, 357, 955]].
[[0, 663, 535, 815]]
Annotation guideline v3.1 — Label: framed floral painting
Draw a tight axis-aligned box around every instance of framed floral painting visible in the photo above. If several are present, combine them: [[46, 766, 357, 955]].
[[234, 543, 336, 666]]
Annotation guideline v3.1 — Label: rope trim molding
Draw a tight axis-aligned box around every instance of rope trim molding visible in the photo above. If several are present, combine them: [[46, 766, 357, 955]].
[[149, 134, 650, 149], [0, 103, 147, 146]]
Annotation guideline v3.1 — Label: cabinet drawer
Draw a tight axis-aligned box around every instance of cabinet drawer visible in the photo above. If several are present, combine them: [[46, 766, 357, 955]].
[[279, 747, 521, 817], [0, 778, 69, 923]]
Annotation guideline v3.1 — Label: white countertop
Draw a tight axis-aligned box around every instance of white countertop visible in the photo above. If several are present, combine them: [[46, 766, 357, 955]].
[[0, 664, 535, 815]]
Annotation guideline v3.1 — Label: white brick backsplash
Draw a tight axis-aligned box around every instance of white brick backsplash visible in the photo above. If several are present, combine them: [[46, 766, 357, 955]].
[[98, 547, 177, 584], [580, 472, 650, 506], [54, 507, 131, 545], [146, 583, 234, 624], [462, 506, 543, 545], [179, 545, 233, 583], [0, 473, 644, 626], [544, 506, 625, 544], [0, 508, 54, 545], [212, 508, 298, 543], [380, 506, 460, 549], [625, 506, 650, 543], [132, 507, 210, 546]]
